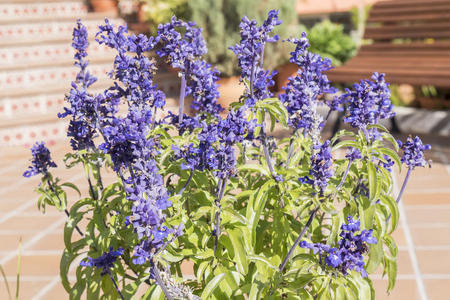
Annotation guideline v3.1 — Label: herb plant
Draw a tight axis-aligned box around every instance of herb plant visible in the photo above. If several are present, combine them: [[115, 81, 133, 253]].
[[24, 10, 431, 300]]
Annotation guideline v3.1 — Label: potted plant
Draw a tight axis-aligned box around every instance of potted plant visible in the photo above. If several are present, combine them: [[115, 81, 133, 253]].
[[90, 0, 119, 13], [23, 11, 431, 300]]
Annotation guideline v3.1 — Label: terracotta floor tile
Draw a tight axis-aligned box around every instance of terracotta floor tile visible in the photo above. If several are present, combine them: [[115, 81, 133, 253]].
[[0, 280, 53, 300], [425, 279, 450, 300], [392, 227, 407, 247], [181, 260, 194, 276], [416, 250, 450, 274], [372, 279, 421, 300], [410, 227, 450, 246], [3, 254, 60, 276], [403, 192, 450, 205], [43, 280, 69, 299], [0, 201, 30, 213], [29, 233, 65, 251], [0, 215, 63, 231], [396, 250, 415, 275], [0, 234, 32, 251], [406, 207, 450, 224]]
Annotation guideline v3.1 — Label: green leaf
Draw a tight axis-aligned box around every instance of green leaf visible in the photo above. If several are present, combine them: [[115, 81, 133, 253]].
[[201, 273, 226, 299], [386, 259, 398, 292], [378, 147, 402, 173], [332, 140, 359, 151], [219, 235, 235, 258], [380, 195, 399, 234], [367, 124, 389, 133], [238, 164, 270, 177], [381, 132, 399, 151], [15, 238, 21, 300], [366, 237, 383, 273], [0, 264, 12, 300], [228, 229, 248, 274], [247, 255, 277, 270], [61, 182, 81, 196], [330, 130, 356, 145], [367, 161, 377, 202]]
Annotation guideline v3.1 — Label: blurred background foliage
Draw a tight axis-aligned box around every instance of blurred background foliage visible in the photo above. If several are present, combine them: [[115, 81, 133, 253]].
[[299, 20, 356, 66], [137, 0, 450, 109]]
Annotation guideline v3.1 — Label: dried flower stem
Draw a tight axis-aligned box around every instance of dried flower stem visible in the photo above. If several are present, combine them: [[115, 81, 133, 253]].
[[152, 265, 174, 300], [214, 177, 227, 255], [47, 179, 84, 237], [396, 167, 412, 204], [279, 205, 320, 273], [108, 273, 125, 300], [178, 74, 187, 125]]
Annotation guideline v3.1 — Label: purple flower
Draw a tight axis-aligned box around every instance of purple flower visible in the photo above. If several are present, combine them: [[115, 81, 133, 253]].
[[300, 216, 377, 277], [125, 158, 180, 265], [230, 10, 281, 105], [345, 147, 362, 161], [80, 247, 124, 275], [156, 16, 207, 71], [23, 142, 57, 177], [59, 20, 100, 150], [218, 107, 256, 145], [342, 72, 395, 129], [187, 60, 223, 115], [280, 32, 336, 132], [398, 136, 431, 169], [378, 155, 395, 172], [308, 141, 334, 193], [100, 106, 156, 171]]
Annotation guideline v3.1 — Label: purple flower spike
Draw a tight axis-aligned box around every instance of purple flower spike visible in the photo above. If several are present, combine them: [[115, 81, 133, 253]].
[[308, 141, 334, 193], [280, 32, 336, 133], [345, 147, 362, 161], [230, 10, 281, 104], [300, 216, 376, 277], [23, 142, 57, 177], [342, 72, 395, 129], [81, 247, 124, 275], [398, 136, 431, 169]]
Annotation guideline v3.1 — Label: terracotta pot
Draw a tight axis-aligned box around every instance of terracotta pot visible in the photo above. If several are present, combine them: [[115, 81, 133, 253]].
[[90, 0, 118, 13], [217, 76, 245, 111], [275, 62, 298, 93]]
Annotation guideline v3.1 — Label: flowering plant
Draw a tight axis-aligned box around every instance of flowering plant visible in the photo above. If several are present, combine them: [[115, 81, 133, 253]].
[[25, 10, 431, 300]]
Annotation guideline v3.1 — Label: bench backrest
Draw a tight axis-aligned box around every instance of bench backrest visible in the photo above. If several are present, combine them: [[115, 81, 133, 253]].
[[364, 0, 450, 41]]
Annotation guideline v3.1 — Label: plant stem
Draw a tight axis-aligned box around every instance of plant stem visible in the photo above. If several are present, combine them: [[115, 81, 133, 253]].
[[177, 169, 193, 195], [152, 265, 174, 300], [47, 179, 84, 237], [214, 177, 227, 255], [336, 159, 353, 191], [249, 57, 256, 98], [262, 134, 276, 178], [396, 167, 412, 204], [178, 74, 187, 125], [286, 134, 295, 168], [96, 162, 104, 191], [108, 273, 125, 300], [279, 205, 320, 273]]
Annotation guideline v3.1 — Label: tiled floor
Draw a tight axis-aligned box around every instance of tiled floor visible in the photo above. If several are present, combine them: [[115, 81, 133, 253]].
[[0, 133, 449, 299]]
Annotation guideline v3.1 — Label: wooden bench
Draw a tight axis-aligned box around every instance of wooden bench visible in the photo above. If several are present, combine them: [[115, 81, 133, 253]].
[[326, 0, 450, 88]]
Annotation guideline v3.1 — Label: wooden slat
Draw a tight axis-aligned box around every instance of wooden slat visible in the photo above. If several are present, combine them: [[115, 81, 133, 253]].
[[364, 22, 450, 40], [326, 69, 450, 87], [329, 66, 450, 77], [329, 0, 450, 88], [360, 42, 450, 52], [373, 0, 450, 10], [370, 3, 450, 16], [368, 13, 450, 23], [344, 58, 450, 69]]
